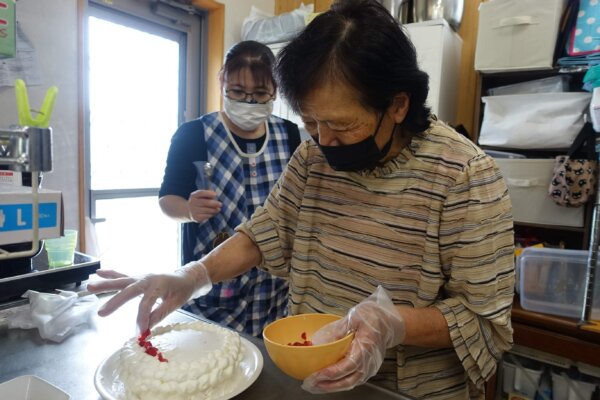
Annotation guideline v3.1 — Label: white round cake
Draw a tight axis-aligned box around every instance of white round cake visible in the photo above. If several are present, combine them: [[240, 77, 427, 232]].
[[118, 321, 243, 400]]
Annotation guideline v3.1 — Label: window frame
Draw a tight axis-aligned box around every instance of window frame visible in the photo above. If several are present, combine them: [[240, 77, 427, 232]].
[[82, 0, 206, 248], [77, 0, 224, 251]]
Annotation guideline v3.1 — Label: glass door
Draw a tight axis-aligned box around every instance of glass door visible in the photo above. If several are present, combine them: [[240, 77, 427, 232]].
[[86, 2, 199, 275]]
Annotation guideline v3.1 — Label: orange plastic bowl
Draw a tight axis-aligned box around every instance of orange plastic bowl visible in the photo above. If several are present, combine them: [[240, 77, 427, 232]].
[[262, 313, 354, 380]]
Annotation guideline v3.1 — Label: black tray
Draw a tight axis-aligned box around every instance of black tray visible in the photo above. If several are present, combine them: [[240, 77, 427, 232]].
[[0, 251, 100, 302]]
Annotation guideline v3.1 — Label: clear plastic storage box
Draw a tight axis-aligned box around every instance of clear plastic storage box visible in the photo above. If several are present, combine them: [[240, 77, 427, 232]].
[[517, 247, 600, 320]]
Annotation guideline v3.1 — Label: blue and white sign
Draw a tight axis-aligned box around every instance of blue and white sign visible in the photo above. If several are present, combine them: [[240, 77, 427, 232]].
[[0, 203, 58, 232]]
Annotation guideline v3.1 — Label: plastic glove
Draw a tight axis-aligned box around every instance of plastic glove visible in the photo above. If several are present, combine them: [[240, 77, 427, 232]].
[[301, 286, 405, 393], [86, 261, 212, 332], [8, 290, 99, 343]]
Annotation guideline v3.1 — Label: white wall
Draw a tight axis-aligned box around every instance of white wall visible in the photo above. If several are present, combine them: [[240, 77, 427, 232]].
[[0, 0, 80, 234], [220, 0, 274, 51]]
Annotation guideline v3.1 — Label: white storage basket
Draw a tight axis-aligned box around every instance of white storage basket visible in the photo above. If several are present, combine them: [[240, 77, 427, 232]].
[[494, 158, 585, 227], [480, 92, 591, 150]]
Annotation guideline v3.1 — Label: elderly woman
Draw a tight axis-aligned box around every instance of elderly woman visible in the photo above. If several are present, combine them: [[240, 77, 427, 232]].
[[89, 0, 515, 398]]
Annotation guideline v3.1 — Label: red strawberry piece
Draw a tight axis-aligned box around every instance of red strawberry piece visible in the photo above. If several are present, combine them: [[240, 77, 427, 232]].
[[145, 347, 158, 357]]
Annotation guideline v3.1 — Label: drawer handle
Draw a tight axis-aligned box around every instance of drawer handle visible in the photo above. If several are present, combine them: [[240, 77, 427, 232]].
[[506, 178, 545, 187], [495, 16, 537, 28]]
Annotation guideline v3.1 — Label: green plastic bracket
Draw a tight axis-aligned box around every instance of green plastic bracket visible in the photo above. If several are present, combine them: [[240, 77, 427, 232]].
[[15, 78, 58, 128]]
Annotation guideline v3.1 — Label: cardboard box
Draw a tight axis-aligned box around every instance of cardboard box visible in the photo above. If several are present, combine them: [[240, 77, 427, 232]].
[[475, 0, 565, 72], [494, 158, 585, 227], [0, 184, 63, 245], [0, 0, 16, 58]]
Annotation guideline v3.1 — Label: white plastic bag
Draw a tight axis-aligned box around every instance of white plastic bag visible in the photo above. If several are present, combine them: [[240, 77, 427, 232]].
[[8, 290, 99, 342], [487, 75, 571, 96], [479, 92, 592, 149], [241, 3, 314, 44]]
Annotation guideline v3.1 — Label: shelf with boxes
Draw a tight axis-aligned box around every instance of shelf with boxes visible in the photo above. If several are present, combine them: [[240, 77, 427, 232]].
[[468, 0, 600, 397], [474, 69, 599, 400], [474, 68, 593, 250]]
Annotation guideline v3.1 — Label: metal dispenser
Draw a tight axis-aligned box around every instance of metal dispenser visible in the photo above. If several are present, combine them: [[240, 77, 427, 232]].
[[0, 79, 56, 261]]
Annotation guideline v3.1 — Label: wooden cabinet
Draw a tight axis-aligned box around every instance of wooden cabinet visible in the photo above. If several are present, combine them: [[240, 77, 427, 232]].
[[511, 298, 600, 369], [487, 298, 600, 400], [476, 69, 592, 250]]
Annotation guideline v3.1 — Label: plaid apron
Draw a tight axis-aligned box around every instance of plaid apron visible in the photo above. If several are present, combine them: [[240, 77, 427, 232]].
[[182, 112, 291, 336]]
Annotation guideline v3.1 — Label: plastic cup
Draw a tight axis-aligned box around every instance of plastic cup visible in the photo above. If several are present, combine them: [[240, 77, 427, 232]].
[[44, 229, 78, 268]]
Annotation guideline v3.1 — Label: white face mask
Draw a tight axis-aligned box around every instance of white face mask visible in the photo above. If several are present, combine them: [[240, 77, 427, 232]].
[[223, 97, 273, 131]]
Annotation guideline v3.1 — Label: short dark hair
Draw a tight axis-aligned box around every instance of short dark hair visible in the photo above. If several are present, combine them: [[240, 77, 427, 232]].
[[222, 40, 277, 90], [277, 0, 431, 135]]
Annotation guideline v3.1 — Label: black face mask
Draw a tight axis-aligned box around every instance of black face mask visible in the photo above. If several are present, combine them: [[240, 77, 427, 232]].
[[315, 114, 394, 172]]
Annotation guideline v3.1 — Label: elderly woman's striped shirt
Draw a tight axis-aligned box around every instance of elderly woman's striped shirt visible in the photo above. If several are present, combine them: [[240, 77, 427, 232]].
[[237, 120, 515, 399]]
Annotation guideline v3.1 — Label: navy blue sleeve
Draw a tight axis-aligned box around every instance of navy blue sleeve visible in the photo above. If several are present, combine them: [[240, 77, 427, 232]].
[[158, 119, 207, 199], [283, 119, 301, 156]]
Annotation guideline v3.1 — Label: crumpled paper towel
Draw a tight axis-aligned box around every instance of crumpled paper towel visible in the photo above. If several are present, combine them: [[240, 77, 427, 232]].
[[7, 290, 99, 342]]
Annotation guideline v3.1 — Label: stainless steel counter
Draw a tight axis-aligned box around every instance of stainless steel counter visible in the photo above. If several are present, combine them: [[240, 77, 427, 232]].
[[0, 295, 412, 400]]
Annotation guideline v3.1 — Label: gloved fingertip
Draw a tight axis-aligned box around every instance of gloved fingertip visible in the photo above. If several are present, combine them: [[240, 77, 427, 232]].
[[136, 324, 148, 335], [137, 313, 151, 333], [301, 379, 334, 394], [148, 307, 168, 330], [97, 304, 109, 316], [301, 377, 321, 394]]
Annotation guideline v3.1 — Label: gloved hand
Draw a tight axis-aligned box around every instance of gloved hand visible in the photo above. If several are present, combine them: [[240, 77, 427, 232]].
[[86, 261, 212, 332], [188, 189, 221, 223], [301, 286, 405, 393]]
